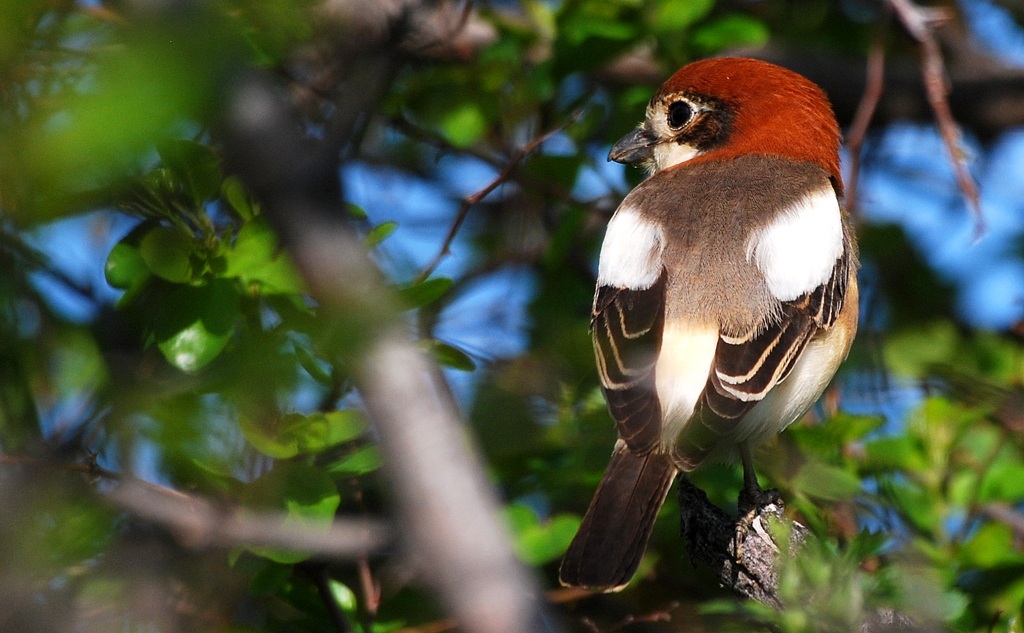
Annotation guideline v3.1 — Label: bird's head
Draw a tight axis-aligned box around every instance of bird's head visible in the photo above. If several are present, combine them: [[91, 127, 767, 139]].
[[609, 57, 842, 189]]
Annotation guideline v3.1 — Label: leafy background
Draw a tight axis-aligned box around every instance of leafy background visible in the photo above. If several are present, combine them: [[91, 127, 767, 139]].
[[2, 0, 1024, 632]]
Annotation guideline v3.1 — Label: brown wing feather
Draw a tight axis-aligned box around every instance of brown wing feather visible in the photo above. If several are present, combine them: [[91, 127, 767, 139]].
[[699, 249, 851, 428], [591, 273, 667, 453]]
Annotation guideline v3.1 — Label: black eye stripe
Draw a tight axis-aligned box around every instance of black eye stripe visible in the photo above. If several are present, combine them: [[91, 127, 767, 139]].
[[667, 101, 692, 129]]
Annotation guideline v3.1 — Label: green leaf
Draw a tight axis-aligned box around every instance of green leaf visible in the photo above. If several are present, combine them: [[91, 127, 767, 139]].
[[979, 460, 1024, 503], [249, 561, 293, 595], [328, 580, 358, 614], [30, 498, 114, 567], [345, 202, 367, 219], [792, 462, 861, 501], [224, 221, 278, 276], [960, 522, 1016, 568], [398, 277, 452, 309], [152, 279, 238, 372], [26, 30, 218, 198], [503, 503, 581, 566], [863, 436, 927, 472], [222, 176, 256, 221], [692, 14, 769, 53], [241, 410, 368, 459], [822, 412, 885, 444], [439, 101, 488, 148], [51, 329, 108, 395], [242, 463, 341, 564], [223, 221, 304, 294], [562, 15, 636, 45], [139, 225, 195, 283], [105, 239, 151, 291], [651, 0, 714, 31], [365, 221, 398, 247], [295, 345, 334, 387], [426, 340, 476, 371], [327, 445, 383, 476], [157, 139, 222, 205], [882, 478, 936, 535], [884, 321, 959, 377]]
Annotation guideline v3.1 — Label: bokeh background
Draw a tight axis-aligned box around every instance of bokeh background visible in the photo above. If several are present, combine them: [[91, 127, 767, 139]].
[[3, 0, 1024, 631]]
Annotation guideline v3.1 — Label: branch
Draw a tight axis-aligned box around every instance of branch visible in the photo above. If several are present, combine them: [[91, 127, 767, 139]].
[[220, 71, 559, 633], [0, 453, 391, 558], [889, 0, 984, 239], [677, 476, 802, 609], [109, 479, 390, 558], [678, 478, 923, 632], [415, 112, 582, 282], [845, 13, 889, 216], [302, 562, 356, 633], [315, 0, 496, 61]]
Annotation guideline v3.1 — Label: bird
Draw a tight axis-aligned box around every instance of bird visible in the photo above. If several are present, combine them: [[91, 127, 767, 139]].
[[558, 57, 859, 592]]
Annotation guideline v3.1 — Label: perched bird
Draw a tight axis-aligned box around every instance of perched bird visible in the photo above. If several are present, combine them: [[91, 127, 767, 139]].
[[559, 57, 859, 591]]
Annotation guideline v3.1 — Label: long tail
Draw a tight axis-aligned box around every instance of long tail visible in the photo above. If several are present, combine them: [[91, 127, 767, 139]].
[[558, 441, 677, 591]]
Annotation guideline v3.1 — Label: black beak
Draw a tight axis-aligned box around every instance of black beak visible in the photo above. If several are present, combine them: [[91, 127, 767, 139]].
[[608, 126, 657, 165]]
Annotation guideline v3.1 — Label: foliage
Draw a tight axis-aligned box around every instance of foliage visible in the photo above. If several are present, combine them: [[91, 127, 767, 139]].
[[1, 1, 1024, 632]]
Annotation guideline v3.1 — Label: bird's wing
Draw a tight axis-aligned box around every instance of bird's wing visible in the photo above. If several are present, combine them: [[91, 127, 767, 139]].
[[705, 251, 847, 416], [591, 273, 666, 453], [678, 239, 852, 467]]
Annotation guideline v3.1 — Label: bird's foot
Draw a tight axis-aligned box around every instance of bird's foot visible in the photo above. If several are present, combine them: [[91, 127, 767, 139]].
[[738, 483, 782, 515], [733, 485, 783, 565]]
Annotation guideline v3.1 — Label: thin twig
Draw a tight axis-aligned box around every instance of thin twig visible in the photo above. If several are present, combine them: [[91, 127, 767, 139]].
[[889, 0, 984, 238], [845, 11, 888, 216], [357, 556, 380, 633], [415, 112, 583, 283], [303, 562, 356, 633]]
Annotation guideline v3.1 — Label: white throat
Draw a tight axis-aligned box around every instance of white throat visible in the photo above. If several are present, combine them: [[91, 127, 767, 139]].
[[652, 142, 700, 172]]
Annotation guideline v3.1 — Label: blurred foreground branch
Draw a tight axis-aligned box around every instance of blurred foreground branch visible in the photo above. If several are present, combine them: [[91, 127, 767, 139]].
[[220, 70, 558, 633], [0, 453, 390, 558], [110, 480, 390, 557]]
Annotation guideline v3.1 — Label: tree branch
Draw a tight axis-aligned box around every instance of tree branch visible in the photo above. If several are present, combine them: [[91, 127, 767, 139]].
[[0, 453, 391, 558], [109, 479, 390, 558], [220, 69, 560, 633], [678, 477, 925, 632], [889, 0, 984, 238], [415, 112, 582, 282], [677, 476, 803, 610], [845, 13, 889, 216]]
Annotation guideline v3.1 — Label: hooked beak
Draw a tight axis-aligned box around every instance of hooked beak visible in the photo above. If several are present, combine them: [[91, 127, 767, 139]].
[[608, 125, 657, 165]]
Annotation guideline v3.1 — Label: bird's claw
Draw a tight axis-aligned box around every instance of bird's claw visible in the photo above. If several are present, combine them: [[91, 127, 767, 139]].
[[733, 485, 783, 564]]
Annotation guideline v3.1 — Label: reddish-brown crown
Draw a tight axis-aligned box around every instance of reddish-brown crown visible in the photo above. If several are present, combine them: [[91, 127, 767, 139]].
[[660, 58, 842, 189]]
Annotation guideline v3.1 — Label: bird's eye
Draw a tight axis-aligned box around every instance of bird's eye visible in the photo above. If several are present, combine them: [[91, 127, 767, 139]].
[[667, 101, 692, 130]]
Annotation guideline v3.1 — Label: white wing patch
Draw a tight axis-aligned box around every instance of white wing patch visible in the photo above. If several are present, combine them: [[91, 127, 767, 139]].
[[746, 188, 843, 301], [597, 207, 664, 290]]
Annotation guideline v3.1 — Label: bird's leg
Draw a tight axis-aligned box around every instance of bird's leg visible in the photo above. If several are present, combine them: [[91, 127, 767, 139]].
[[733, 444, 782, 564], [737, 444, 781, 510]]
